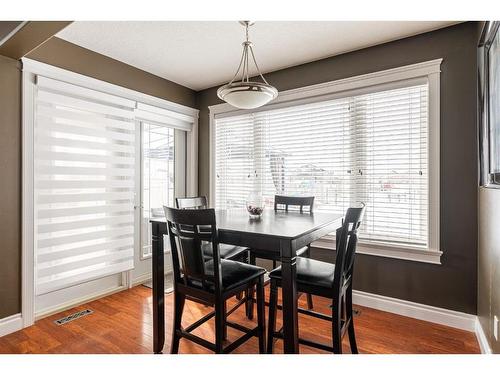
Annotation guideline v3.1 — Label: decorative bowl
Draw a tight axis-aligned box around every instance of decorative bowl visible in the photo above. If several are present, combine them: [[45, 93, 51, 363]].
[[246, 193, 264, 219]]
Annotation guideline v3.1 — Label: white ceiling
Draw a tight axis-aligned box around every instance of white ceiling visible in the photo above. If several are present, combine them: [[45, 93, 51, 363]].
[[57, 21, 457, 91]]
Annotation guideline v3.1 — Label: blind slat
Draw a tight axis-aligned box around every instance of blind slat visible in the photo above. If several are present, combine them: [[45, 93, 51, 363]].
[[215, 83, 429, 247]]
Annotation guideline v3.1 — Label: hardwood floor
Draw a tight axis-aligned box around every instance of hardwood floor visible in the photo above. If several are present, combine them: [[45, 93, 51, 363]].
[[0, 286, 480, 354]]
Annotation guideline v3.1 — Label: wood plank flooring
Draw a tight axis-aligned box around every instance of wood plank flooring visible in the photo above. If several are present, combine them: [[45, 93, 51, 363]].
[[0, 286, 480, 354]]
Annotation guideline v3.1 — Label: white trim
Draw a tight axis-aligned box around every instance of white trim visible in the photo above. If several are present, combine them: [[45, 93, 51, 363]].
[[209, 59, 442, 263], [21, 58, 199, 119], [131, 271, 173, 287], [0, 314, 23, 338], [209, 112, 216, 206], [209, 59, 443, 117], [34, 284, 127, 320], [22, 68, 35, 328], [312, 237, 443, 264], [187, 118, 199, 197], [0, 21, 28, 47], [427, 70, 441, 257], [475, 318, 493, 354], [352, 290, 476, 332], [132, 273, 154, 287]]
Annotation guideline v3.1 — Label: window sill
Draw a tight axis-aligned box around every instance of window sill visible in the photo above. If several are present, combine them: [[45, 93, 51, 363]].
[[311, 237, 443, 265]]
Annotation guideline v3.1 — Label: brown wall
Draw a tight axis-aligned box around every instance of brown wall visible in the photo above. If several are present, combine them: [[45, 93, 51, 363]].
[[0, 22, 72, 60], [0, 22, 22, 41], [0, 37, 197, 319], [27, 37, 196, 108], [478, 188, 500, 353], [0, 55, 22, 318], [196, 22, 479, 313]]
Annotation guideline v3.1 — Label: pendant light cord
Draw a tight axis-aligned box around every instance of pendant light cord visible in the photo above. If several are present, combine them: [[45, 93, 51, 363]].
[[227, 22, 269, 85]]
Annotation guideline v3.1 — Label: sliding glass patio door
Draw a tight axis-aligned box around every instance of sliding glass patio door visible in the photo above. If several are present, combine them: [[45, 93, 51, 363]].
[[33, 76, 187, 316], [131, 122, 185, 284]]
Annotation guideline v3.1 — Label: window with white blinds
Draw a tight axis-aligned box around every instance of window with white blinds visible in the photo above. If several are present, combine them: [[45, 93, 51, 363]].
[[215, 82, 429, 248], [34, 76, 136, 295]]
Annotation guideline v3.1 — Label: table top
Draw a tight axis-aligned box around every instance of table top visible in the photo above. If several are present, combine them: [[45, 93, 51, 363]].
[[150, 208, 343, 240]]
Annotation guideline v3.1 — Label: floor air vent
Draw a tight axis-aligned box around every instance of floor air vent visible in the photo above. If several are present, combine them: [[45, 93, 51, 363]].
[[54, 309, 93, 325]]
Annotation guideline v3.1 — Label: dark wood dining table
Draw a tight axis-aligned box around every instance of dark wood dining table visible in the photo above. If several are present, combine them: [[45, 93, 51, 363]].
[[150, 208, 342, 354]]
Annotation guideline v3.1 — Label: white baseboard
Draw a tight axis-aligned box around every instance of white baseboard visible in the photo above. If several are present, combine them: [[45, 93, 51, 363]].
[[352, 290, 477, 332], [35, 284, 127, 320], [0, 313, 23, 338], [475, 317, 492, 354], [132, 273, 153, 287], [133, 272, 174, 293]]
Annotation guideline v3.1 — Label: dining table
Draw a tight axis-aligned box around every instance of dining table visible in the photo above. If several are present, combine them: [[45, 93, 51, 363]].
[[150, 208, 343, 354]]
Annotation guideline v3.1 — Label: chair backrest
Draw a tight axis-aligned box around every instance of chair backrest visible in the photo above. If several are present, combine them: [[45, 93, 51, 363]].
[[274, 195, 315, 213], [176, 196, 208, 210], [164, 206, 222, 292], [332, 204, 365, 297]]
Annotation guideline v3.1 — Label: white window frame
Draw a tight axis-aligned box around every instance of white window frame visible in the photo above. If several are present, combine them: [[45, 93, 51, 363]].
[[209, 59, 442, 265], [21, 58, 199, 327], [137, 121, 185, 261]]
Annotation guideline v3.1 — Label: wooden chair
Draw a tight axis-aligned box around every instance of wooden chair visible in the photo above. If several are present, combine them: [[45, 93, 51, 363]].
[[176, 196, 252, 320], [267, 204, 365, 354], [164, 207, 267, 354], [248, 195, 315, 311], [175, 196, 208, 210], [175, 196, 249, 263]]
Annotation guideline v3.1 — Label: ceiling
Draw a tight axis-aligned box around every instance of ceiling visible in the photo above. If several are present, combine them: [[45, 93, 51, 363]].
[[57, 21, 458, 91]]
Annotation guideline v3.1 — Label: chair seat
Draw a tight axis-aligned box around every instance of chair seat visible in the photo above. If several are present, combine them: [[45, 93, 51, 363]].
[[201, 242, 248, 260], [269, 257, 335, 289], [189, 259, 265, 292]]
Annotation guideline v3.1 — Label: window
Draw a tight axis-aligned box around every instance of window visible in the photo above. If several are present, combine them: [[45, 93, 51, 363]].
[[212, 61, 442, 261], [140, 122, 175, 258]]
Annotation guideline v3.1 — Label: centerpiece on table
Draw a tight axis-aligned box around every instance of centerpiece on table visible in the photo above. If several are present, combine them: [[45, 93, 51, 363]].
[[246, 191, 264, 219]]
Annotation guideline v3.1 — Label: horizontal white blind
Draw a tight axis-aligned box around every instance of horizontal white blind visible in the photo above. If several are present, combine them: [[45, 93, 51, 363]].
[[215, 82, 429, 248], [35, 77, 135, 295]]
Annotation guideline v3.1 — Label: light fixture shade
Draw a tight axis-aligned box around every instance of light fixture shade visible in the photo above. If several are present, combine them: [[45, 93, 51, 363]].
[[218, 22, 278, 109], [217, 81, 278, 109]]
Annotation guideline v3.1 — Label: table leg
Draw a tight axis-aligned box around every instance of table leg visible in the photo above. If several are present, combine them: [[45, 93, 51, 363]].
[[152, 222, 165, 354], [280, 240, 299, 354]]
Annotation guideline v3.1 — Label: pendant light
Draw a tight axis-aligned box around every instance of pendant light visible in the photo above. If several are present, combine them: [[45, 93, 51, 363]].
[[217, 21, 278, 109]]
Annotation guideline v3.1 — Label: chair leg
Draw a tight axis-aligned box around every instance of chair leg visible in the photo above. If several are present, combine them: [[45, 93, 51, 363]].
[[346, 288, 358, 354], [223, 301, 228, 341], [306, 294, 314, 310], [235, 252, 249, 301], [249, 252, 256, 265], [332, 300, 343, 354], [170, 292, 185, 354], [305, 246, 314, 310], [246, 286, 254, 320], [256, 275, 266, 354], [246, 252, 257, 319], [215, 296, 225, 354], [267, 279, 278, 354]]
